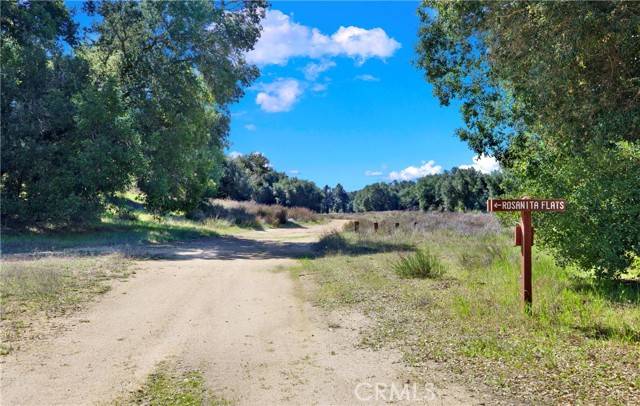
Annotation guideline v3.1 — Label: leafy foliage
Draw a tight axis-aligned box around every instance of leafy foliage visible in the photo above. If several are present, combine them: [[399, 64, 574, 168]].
[[217, 152, 331, 212], [90, 0, 265, 214], [1, 0, 265, 227], [352, 183, 400, 212], [351, 170, 502, 213], [273, 177, 323, 211], [510, 141, 640, 278], [1, 1, 138, 227], [416, 1, 640, 276], [416, 168, 503, 211]]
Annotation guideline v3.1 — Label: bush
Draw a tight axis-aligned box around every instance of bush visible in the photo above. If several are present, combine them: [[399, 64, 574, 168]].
[[392, 248, 444, 279], [287, 206, 320, 223], [115, 207, 139, 222], [316, 231, 349, 253], [257, 206, 287, 226]]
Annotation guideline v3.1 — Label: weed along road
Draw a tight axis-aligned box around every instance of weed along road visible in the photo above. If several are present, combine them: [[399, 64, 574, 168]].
[[0, 220, 476, 405]]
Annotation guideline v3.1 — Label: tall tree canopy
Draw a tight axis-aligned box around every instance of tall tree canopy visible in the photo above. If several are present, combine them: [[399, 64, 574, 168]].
[[353, 183, 400, 212], [1, 0, 138, 226], [1, 0, 265, 226], [416, 1, 640, 277], [89, 0, 265, 213]]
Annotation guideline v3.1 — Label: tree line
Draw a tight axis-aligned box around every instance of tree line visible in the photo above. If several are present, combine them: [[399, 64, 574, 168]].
[[217, 152, 504, 214]]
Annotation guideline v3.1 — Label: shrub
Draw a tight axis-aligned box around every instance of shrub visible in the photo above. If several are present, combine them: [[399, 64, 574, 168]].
[[116, 207, 139, 222], [392, 248, 444, 279], [287, 206, 320, 223], [257, 207, 287, 226], [316, 231, 349, 253]]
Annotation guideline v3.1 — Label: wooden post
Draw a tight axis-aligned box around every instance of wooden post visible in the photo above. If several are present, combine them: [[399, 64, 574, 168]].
[[373, 222, 378, 233], [519, 210, 533, 311], [487, 198, 565, 312], [354, 221, 359, 232]]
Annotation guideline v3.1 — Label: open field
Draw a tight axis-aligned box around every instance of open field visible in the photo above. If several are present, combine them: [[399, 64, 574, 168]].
[[295, 212, 640, 404]]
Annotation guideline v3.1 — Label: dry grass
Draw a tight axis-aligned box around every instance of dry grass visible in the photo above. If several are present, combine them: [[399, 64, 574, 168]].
[[204, 199, 322, 227], [298, 212, 640, 404], [334, 210, 502, 235], [0, 254, 131, 354]]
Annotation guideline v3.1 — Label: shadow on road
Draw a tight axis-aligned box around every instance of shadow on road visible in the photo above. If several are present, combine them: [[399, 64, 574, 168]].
[[3, 232, 412, 262]]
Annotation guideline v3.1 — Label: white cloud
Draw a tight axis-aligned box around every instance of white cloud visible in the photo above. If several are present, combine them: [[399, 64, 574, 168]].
[[311, 83, 328, 92], [365, 170, 383, 177], [355, 74, 380, 82], [459, 154, 501, 174], [303, 60, 336, 81], [255, 78, 303, 112], [289, 169, 300, 175], [247, 10, 401, 66], [244, 124, 256, 131], [331, 26, 400, 64], [228, 151, 243, 159], [388, 160, 443, 181]]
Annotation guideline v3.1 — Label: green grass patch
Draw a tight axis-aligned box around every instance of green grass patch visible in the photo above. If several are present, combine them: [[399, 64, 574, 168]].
[[298, 216, 640, 404], [0, 254, 131, 353], [391, 248, 444, 279], [121, 362, 230, 406]]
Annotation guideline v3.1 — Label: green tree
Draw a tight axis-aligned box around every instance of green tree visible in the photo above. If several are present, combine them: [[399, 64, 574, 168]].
[[320, 185, 333, 213], [90, 0, 265, 214], [331, 184, 350, 213], [218, 157, 252, 201], [416, 1, 640, 276], [234, 152, 283, 205], [1, 1, 137, 227], [274, 178, 323, 211], [390, 181, 419, 210], [353, 183, 399, 212], [414, 169, 503, 212], [416, 176, 440, 211]]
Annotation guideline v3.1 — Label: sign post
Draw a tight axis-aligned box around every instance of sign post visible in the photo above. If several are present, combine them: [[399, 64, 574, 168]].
[[487, 198, 566, 311]]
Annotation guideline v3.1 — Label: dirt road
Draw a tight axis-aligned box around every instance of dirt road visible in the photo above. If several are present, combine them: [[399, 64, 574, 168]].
[[1, 221, 478, 405]]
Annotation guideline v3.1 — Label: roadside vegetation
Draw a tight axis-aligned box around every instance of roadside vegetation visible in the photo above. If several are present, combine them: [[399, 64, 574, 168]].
[[197, 199, 322, 227], [119, 362, 230, 406], [2, 195, 322, 254], [296, 212, 640, 404], [0, 254, 131, 355]]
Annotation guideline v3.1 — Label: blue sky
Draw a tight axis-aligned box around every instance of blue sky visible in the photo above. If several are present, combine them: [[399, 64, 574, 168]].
[[230, 2, 498, 190], [67, 1, 498, 191]]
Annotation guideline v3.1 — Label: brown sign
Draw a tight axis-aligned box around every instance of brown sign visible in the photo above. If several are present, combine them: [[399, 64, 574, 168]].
[[487, 197, 566, 312], [487, 199, 566, 212]]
